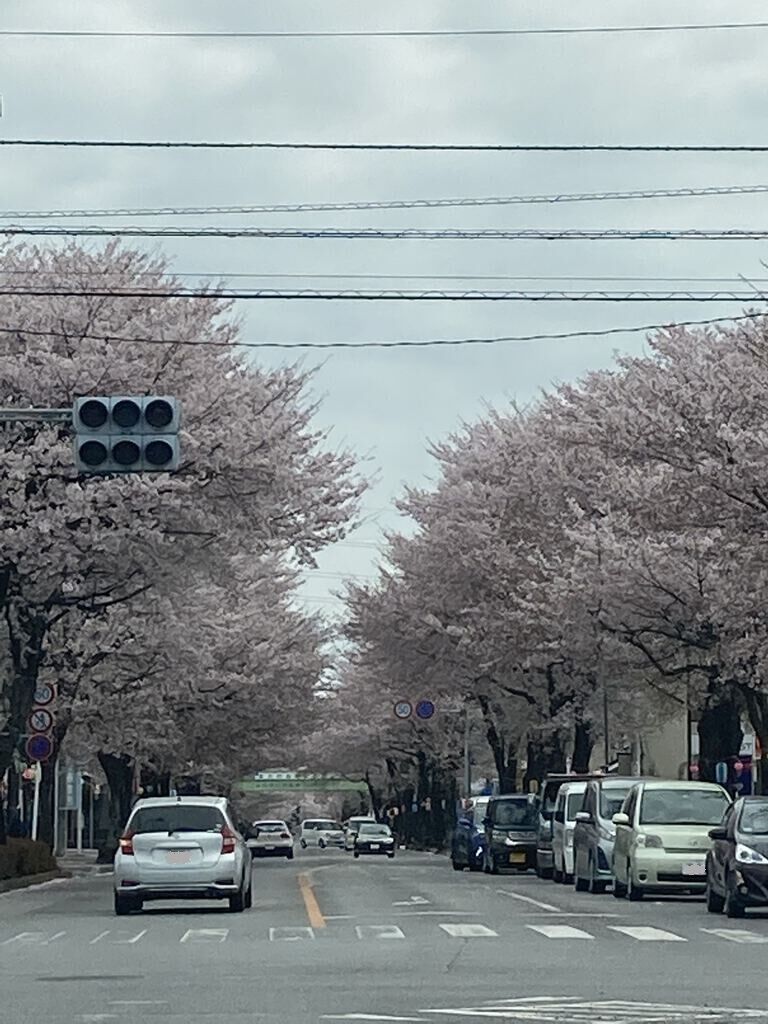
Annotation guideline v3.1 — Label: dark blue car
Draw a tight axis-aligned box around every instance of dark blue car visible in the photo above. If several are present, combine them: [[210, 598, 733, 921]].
[[451, 797, 490, 872]]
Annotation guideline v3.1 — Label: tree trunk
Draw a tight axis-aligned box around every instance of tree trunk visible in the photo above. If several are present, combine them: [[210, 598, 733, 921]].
[[477, 695, 518, 793], [524, 730, 568, 790], [37, 758, 56, 849], [697, 689, 743, 784], [96, 752, 134, 863], [571, 719, 594, 773], [0, 608, 48, 781]]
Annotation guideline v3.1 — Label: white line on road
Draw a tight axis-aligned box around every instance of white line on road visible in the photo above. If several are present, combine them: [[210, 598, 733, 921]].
[[439, 923, 498, 938], [608, 925, 687, 942], [322, 1015, 427, 1021], [42, 931, 66, 944], [356, 925, 406, 940], [269, 926, 315, 941], [89, 931, 111, 945], [392, 910, 479, 917], [517, 912, 621, 918], [114, 929, 147, 945], [526, 924, 594, 940], [496, 889, 561, 912], [701, 928, 768, 944], [179, 928, 228, 943], [392, 896, 430, 906], [108, 1002, 168, 1007]]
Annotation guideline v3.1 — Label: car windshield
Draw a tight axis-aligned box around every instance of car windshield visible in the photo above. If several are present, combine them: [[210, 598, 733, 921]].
[[359, 824, 391, 836], [639, 789, 730, 826], [314, 821, 340, 831], [492, 800, 537, 829], [739, 803, 768, 835], [566, 792, 585, 820], [600, 787, 633, 819], [129, 806, 225, 834], [254, 822, 286, 833]]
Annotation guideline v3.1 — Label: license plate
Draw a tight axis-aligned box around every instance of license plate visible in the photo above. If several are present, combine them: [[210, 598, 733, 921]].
[[370, 844, 380, 851], [265, 845, 275, 851], [682, 862, 705, 877], [509, 851, 526, 864], [166, 851, 192, 865]]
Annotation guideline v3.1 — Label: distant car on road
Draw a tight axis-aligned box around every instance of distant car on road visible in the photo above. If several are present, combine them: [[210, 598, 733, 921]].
[[246, 820, 294, 859], [113, 795, 252, 916], [535, 774, 597, 879], [343, 816, 378, 850], [483, 794, 539, 874], [552, 781, 587, 885], [353, 822, 396, 858], [612, 780, 731, 901], [299, 819, 345, 849], [706, 795, 768, 918], [451, 797, 490, 872]]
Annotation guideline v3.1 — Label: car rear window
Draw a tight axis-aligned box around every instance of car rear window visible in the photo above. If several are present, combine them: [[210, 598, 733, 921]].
[[254, 822, 286, 833], [491, 800, 537, 829], [310, 820, 340, 830], [129, 805, 225, 834]]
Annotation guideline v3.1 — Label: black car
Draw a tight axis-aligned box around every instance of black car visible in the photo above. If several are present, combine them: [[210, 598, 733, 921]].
[[706, 796, 768, 918], [450, 797, 489, 873], [354, 822, 396, 859], [483, 794, 539, 874]]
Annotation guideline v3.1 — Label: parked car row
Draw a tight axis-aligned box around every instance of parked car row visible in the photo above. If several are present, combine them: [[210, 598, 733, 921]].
[[453, 774, 768, 921]]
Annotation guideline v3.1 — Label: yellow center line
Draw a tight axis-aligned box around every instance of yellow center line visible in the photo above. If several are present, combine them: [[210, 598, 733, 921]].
[[298, 872, 326, 929]]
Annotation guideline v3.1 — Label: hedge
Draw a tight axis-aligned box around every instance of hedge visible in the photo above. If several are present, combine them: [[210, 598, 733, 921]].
[[0, 838, 57, 880]]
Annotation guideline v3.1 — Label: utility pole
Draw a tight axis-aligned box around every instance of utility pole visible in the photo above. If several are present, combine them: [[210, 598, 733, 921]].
[[463, 705, 471, 798], [603, 682, 610, 767]]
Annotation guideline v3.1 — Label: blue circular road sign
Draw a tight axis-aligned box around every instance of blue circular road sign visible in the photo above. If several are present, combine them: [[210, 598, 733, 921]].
[[415, 700, 436, 720], [26, 734, 54, 763]]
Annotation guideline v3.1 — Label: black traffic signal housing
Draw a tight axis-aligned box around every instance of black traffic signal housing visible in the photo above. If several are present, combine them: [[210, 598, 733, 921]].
[[73, 396, 181, 474]]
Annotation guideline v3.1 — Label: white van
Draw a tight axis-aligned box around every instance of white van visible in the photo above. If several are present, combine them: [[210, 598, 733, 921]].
[[552, 780, 588, 884]]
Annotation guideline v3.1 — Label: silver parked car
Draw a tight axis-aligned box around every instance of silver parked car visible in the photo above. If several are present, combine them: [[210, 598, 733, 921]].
[[113, 796, 252, 916]]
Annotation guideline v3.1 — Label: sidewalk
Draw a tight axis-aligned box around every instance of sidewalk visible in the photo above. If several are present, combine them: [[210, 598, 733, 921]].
[[56, 848, 112, 876]]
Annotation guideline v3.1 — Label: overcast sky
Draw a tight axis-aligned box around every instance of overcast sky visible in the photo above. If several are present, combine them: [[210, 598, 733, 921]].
[[4, 0, 768, 611]]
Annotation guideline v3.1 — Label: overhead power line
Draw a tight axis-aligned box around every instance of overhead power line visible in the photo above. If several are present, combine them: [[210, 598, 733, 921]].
[[0, 287, 764, 303], [6, 185, 768, 220], [4, 139, 768, 153], [4, 22, 768, 39], [0, 312, 763, 351], [3, 225, 768, 241]]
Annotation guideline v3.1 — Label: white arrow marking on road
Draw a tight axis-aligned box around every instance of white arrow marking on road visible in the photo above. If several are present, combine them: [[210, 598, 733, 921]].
[[439, 923, 497, 938], [701, 928, 768, 943], [526, 924, 594, 940], [179, 928, 228, 943], [608, 926, 687, 942], [496, 889, 561, 913], [356, 925, 406, 940]]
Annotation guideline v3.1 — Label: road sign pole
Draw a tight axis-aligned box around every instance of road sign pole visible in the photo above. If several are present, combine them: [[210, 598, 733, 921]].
[[463, 705, 471, 798], [31, 762, 42, 841]]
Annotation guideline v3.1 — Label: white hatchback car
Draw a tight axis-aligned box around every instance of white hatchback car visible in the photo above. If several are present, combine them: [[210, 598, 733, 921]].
[[299, 818, 345, 849], [552, 780, 588, 884], [247, 819, 294, 859], [113, 796, 252, 916]]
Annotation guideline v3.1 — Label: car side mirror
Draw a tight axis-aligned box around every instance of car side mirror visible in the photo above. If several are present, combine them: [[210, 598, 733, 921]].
[[575, 811, 592, 823], [709, 827, 728, 841], [612, 812, 630, 827]]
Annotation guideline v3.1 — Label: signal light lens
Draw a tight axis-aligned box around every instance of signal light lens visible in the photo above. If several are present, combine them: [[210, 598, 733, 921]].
[[112, 399, 141, 428], [79, 439, 109, 467], [145, 398, 173, 429], [144, 439, 174, 467], [112, 439, 141, 466], [79, 399, 108, 429]]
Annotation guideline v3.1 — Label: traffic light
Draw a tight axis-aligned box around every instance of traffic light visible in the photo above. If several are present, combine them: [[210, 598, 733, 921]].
[[73, 396, 181, 474]]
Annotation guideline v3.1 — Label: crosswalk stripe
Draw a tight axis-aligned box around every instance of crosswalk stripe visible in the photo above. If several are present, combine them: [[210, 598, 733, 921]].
[[269, 926, 315, 941], [701, 928, 768, 944], [179, 928, 228, 943], [356, 925, 406, 940], [439, 923, 497, 938], [608, 926, 687, 942], [526, 924, 593, 940]]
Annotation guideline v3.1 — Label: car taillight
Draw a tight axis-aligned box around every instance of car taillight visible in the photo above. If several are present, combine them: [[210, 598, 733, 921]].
[[221, 826, 237, 855], [119, 831, 135, 856], [280, 832, 290, 840]]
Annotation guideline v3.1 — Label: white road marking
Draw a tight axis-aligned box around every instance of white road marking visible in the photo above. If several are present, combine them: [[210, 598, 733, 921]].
[[42, 931, 66, 944], [89, 930, 111, 945], [422, 999, 767, 1020], [322, 1016, 427, 1022], [356, 925, 406, 940], [109, 1002, 168, 1007], [526, 924, 594, 940], [392, 910, 479, 917], [269, 926, 315, 941], [2, 932, 47, 945], [179, 928, 228, 943], [114, 929, 147, 945], [702, 928, 768, 944], [496, 889, 561, 913], [325, 915, 356, 920], [439, 923, 498, 938], [609, 925, 687, 942], [392, 896, 430, 906], [518, 912, 620, 918]]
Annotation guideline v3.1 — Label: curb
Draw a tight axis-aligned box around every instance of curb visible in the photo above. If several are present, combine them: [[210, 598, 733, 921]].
[[0, 869, 69, 894]]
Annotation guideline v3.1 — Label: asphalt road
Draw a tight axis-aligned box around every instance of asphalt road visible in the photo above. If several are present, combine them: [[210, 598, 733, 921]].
[[3, 848, 768, 1024]]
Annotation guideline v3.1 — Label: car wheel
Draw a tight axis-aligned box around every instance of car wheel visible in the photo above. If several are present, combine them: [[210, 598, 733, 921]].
[[300, 839, 307, 849], [490, 856, 499, 876], [229, 886, 246, 913], [612, 863, 627, 898], [451, 858, 464, 872], [563, 870, 573, 885], [538, 863, 553, 880], [725, 875, 745, 918], [553, 864, 563, 883], [354, 851, 360, 859], [469, 855, 483, 873], [244, 880, 253, 910], [587, 857, 606, 895], [574, 863, 589, 892], [286, 849, 294, 860], [706, 881, 725, 914], [388, 852, 395, 859], [627, 863, 644, 902], [318, 839, 326, 850]]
